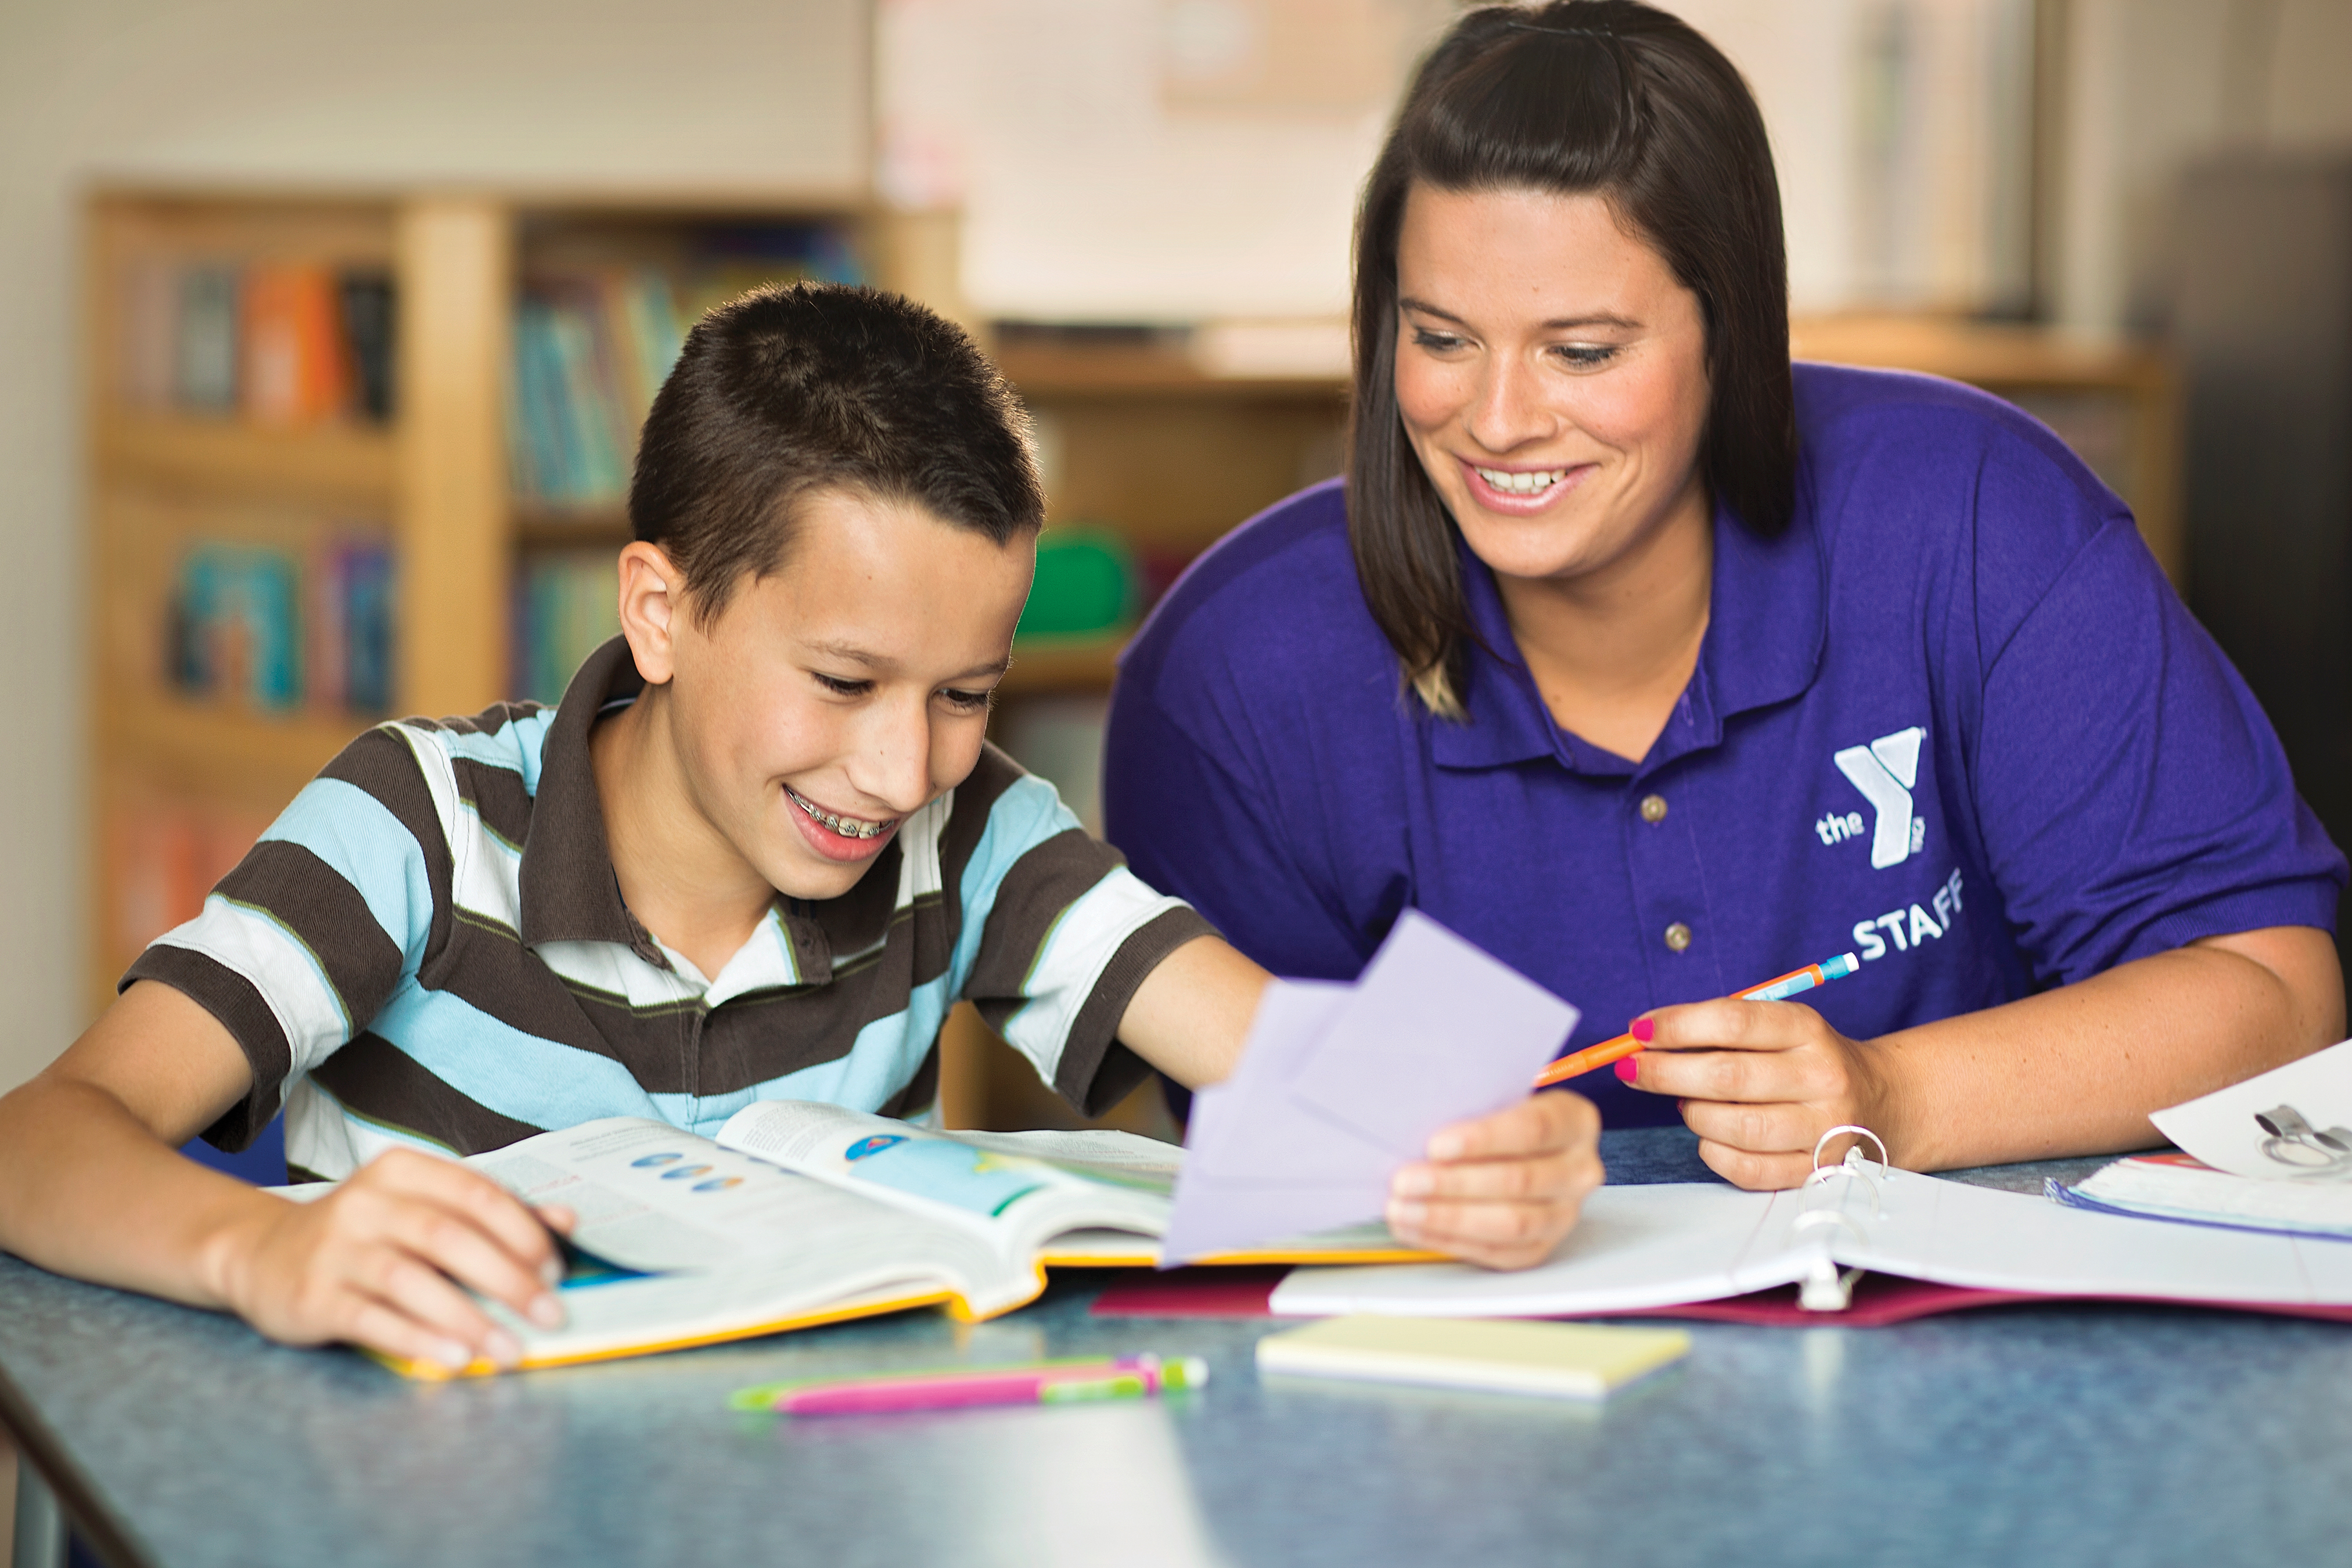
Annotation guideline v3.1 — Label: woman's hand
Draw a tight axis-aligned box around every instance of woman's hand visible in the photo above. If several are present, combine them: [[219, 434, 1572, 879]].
[[202, 1149, 577, 1375], [1616, 1000, 1893, 1188], [1385, 1090, 1604, 1268]]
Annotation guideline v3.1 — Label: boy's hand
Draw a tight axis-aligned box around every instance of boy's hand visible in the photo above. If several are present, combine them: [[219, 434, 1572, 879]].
[[1384, 1090, 1603, 1269], [204, 1150, 576, 1375]]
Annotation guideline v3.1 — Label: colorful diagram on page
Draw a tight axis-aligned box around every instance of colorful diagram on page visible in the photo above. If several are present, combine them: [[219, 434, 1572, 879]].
[[841, 1133, 1049, 1216]]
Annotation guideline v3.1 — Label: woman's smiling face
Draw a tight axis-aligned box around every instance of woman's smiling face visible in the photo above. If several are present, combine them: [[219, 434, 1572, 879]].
[[1391, 183, 1714, 587]]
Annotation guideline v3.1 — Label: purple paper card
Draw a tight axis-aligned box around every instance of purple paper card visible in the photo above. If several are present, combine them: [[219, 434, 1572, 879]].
[[1158, 1175, 1389, 1263], [1185, 983, 1389, 1185], [1161, 917, 1581, 1264], [1285, 910, 1579, 1159]]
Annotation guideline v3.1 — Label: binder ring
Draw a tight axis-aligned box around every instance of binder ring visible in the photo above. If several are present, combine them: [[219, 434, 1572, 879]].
[[1812, 1125, 1890, 1180], [1801, 1161, 1882, 1217]]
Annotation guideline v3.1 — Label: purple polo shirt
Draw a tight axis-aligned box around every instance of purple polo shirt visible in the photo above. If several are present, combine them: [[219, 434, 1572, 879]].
[[1103, 362, 2345, 1127]]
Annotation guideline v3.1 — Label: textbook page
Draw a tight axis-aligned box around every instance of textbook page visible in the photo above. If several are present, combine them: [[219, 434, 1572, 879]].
[[715, 1100, 1172, 1262], [461, 1117, 1052, 1357], [467, 1116, 1003, 1288]]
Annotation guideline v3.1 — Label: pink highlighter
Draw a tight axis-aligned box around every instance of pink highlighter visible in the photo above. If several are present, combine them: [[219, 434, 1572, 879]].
[[768, 1354, 1210, 1416]]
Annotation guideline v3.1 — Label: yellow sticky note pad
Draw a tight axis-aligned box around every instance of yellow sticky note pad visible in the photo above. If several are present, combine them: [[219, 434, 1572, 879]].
[[1256, 1315, 1689, 1400]]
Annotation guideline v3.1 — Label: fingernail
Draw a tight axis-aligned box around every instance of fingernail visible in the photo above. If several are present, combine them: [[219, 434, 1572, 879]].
[[540, 1256, 564, 1289], [437, 1338, 475, 1371], [528, 1293, 566, 1329], [1427, 1131, 1465, 1161], [1631, 1017, 1655, 1042], [1614, 1055, 1641, 1083], [484, 1328, 524, 1369], [1387, 1200, 1427, 1229], [1392, 1165, 1435, 1197]]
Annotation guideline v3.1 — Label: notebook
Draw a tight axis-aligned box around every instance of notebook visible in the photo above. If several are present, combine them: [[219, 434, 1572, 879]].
[[2054, 1151, 2352, 1240], [1255, 1315, 1689, 1400], [1270, 1155, 2352, 1321], [2051, 1037, 2352, 1242]]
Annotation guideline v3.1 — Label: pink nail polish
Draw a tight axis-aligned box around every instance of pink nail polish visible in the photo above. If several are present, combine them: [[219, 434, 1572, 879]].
[[1614, 1055, 1640, 1083], [1631, 1017, 1655, 1043]]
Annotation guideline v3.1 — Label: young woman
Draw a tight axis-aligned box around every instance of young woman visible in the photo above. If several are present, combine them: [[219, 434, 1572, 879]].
[[1105, 0, 2345, 1188]]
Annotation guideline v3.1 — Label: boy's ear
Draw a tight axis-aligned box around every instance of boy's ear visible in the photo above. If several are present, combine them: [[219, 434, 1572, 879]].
[[614, 542, 686, 686]]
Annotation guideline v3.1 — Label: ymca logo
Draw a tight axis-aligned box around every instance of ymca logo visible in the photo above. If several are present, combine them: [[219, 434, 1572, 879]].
[[1822, 727, 1927, 870]]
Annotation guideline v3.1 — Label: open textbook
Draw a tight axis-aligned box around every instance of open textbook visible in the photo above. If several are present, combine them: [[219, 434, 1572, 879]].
[[1270, 1163, 2352, 1320], [377, 1102, 1427, 1376]]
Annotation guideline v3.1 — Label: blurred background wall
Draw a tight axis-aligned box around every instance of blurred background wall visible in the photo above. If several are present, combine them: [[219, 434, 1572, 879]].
[[1, 0, 2348, 1096]]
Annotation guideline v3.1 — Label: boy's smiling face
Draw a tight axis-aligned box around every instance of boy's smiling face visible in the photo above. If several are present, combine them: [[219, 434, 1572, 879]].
[[645, 487, 1034, 904]]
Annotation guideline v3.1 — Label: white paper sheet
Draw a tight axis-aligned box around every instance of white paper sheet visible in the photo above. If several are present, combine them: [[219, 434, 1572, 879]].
[[2149, 1038, 2352, 1181]]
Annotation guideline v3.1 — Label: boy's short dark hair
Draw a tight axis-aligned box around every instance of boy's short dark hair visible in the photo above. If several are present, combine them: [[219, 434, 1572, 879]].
[[630, 283, 1045, 621]]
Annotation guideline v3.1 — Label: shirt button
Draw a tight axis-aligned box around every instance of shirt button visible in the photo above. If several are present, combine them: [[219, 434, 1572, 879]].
[[1663, 922, 1693, 952], [1639, 793, 1668, 824]]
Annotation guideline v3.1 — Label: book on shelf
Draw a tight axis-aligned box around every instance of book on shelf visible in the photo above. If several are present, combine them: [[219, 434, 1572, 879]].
[[123, 257, 395, 425], [514, 549, 621, 704], [173, 264, 241, 413], [243, 263, 350, 426], [508, 222, 863, 509], [107, 797, 273, 957], [170, 544, 301, 710], [167, 534, 394, 717], [330, 1101, 1430, 1378]]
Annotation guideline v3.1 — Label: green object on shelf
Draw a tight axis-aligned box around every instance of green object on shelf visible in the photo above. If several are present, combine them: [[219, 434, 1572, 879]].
[[1016, 528, 1134, 640]]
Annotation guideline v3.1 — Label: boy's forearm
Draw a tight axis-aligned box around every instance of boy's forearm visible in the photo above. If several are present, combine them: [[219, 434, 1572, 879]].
[[0, 1072, 282, 1311], [1114, 936, 1271, 1088]]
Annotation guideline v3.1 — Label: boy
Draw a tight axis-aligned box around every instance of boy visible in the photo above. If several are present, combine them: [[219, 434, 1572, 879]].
[[0, 286, 1599, 1374]]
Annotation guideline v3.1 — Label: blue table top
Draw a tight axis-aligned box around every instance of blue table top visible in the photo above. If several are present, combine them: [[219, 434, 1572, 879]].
[[6, 1126, 2351, 1568]]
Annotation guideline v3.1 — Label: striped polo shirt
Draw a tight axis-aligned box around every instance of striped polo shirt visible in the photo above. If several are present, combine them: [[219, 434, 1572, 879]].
[[131, 637, 1211, 1181]]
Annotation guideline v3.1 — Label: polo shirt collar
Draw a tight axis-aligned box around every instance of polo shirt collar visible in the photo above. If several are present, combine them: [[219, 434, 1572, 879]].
[[519, 636, 661, 955], [1430, 495, 1825, 776]]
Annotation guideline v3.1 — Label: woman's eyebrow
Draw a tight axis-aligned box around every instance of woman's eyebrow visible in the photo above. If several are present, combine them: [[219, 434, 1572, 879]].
[[1398, 296, 1641, 332]]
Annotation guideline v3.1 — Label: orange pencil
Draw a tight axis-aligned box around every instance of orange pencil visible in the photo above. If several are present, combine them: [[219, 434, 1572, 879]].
[[1531, 952, 1862, 1089]]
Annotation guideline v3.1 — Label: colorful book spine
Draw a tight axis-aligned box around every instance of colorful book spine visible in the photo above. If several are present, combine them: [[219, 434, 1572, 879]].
[[243, 262, 351, 426], [339, 272, 397, 423], [108, 797, 275, 955], [514, 551, 620, 703], [168, 534, 393, 716], [132, 260, 395, 425], [506, 224, 863, 508], [174, 265, 240, 412]]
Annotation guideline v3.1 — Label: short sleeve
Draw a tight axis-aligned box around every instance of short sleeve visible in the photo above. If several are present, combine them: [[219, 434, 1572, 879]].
[[1964, 465, 2344, 984], [950, 753, 1214, 1117], [122, 724, 452, 1151]]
